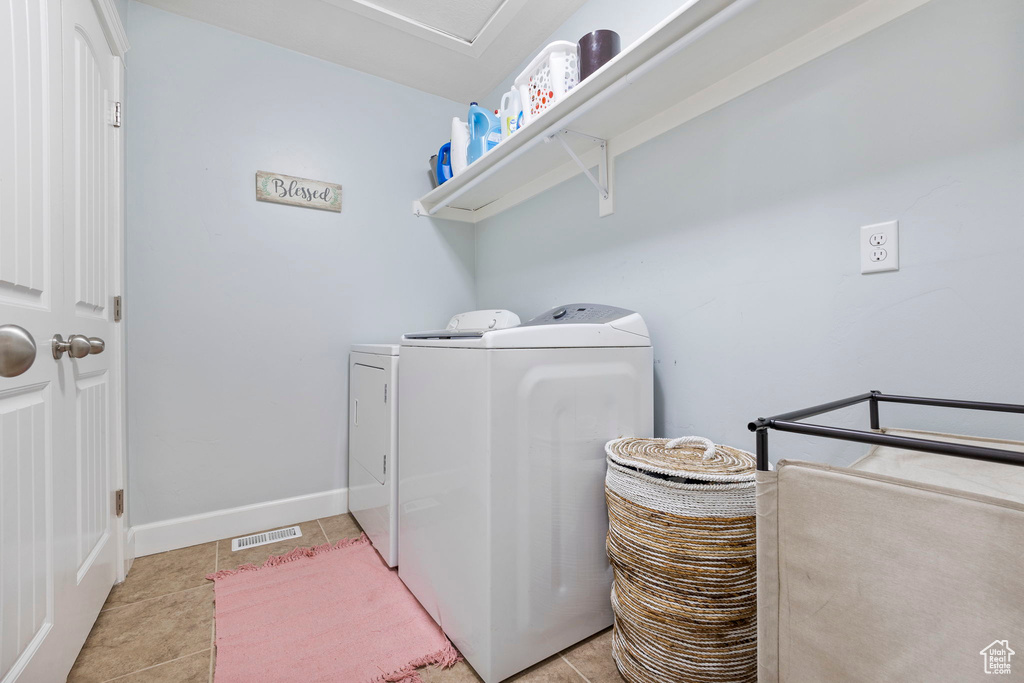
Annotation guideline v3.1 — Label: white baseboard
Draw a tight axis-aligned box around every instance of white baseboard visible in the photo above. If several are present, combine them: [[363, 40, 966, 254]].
[[131, 488, 349, 557], [124, 526, 136, 575]]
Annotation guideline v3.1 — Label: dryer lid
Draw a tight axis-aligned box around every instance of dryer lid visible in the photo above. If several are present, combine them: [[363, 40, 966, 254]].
[[351, 343, 400, 356]]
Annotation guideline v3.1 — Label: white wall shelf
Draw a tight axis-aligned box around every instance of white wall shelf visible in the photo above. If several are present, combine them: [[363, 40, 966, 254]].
[[413, 0, 934, 224]]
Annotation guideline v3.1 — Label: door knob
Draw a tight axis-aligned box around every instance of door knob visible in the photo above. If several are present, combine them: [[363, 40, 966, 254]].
[[0, 325, 37, 378], [52, 334, 93, 360], [88, 337, 105, 354]]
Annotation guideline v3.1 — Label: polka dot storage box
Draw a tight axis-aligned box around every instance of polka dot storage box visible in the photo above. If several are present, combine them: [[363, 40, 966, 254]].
[[513, 40, 579, 125], [604, 436, 757, 683]]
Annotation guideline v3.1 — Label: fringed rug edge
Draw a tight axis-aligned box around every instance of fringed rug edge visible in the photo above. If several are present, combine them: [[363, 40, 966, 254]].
[[206, 533, 371, 581], [370, 642, 463, 683]]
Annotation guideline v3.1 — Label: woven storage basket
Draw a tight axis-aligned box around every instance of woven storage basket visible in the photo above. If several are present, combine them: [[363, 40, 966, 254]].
[[605, 436, 757, 683]]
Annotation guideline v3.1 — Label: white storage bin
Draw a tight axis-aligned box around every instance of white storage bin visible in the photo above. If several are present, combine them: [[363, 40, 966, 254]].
[[757, 428, 1024, 682], [514, 41, 579, 125]]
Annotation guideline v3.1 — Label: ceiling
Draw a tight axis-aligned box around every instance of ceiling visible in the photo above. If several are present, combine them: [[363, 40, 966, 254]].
[[351, 0, 504, 42], [135, 0, 590, 102]]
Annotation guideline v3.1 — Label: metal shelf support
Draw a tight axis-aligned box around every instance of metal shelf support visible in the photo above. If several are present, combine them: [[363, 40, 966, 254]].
[[548, 129, 614, 216]]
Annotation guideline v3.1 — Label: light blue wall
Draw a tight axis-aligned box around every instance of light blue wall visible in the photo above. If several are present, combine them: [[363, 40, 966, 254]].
[[127, 0, 1024, 524], [112, 0, 128, 27], [474, 0, 1024, 464], [125, 2, 473, 525]]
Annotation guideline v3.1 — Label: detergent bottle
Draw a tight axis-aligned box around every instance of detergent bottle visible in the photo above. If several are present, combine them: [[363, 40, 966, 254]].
[[498, 89, 523, 139], [467, 102, 501, 165], [435, 142, 452, 185]]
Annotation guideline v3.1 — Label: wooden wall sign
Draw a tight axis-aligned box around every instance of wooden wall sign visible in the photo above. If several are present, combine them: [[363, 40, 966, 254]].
[[255, 171, 342, 212]]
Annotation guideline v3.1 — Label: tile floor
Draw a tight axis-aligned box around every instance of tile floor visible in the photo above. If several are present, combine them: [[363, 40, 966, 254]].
[[69, 514, 624, 682]]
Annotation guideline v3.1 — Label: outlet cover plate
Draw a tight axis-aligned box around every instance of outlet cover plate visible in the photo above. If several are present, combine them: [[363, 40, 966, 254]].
[[861, 220, 899, 274]]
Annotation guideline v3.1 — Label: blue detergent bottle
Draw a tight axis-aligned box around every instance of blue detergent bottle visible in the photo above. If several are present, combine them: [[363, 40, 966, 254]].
[[467, 102, 501, 165], [436, 142, 453, 185]]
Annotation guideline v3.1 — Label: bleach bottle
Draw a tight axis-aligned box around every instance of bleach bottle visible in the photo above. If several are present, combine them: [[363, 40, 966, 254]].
[[499, 89, 523, 139], [467, 102, 501, 165]]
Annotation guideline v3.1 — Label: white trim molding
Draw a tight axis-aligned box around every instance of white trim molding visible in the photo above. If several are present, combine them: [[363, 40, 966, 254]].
[[124, 527, 136, 575], [131, 488, 349, 557], [92, 0, 130, 59]]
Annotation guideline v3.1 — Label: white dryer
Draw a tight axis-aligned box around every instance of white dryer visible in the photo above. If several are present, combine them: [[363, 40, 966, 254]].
[[348, 312, 519, 568], [348, 344, 399, 567], [398, 304, 653, 683]]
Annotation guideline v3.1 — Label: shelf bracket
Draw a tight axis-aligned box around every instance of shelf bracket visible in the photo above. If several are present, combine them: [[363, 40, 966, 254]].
[[548, 129, 613, 216]]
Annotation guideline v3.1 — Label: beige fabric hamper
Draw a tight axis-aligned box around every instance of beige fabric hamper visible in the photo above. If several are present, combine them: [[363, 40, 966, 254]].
[[605, 436, 758, 683], [757, 428, 1024, 682]]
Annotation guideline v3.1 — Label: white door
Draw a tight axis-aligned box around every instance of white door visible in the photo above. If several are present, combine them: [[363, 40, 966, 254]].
[[57, 0, 123, 668], [0, 3, 64, 679], [0, 0, 124, 680]]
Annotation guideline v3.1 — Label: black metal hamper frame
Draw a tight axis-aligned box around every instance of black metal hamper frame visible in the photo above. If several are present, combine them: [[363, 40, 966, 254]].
[[748, 391, 1024, 471]]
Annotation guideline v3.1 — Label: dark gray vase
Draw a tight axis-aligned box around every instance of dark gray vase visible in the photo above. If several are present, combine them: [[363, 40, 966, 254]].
[[577, 30, 621, 81]]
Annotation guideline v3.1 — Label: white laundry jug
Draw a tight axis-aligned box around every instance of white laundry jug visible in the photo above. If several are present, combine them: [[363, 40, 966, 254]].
[[450, 117, 470, 177], [498, 89, 523, 139]]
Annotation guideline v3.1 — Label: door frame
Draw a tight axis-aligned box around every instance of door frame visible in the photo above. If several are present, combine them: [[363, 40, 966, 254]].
[[87, 0, 130, 580]]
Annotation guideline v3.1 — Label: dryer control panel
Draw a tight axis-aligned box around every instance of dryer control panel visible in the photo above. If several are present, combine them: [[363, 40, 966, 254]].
[[523, 303, 635, 326]]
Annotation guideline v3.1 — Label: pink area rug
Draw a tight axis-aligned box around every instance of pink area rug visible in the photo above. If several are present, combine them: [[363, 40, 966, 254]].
[[207, 535, 460, 683]]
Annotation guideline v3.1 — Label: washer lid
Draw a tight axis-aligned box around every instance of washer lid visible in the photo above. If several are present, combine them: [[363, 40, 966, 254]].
[[403, 309, 521, 340], [402, 304, 650, 349], [351, 343, 400, 356]]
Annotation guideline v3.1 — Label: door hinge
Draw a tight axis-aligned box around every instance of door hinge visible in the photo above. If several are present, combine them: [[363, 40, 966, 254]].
[[383, 455, 387, 475], [115, 489, 124, 517], [112, 101, 122, 127], [113, 295, 122, 322], [384, 385, 387, 403]]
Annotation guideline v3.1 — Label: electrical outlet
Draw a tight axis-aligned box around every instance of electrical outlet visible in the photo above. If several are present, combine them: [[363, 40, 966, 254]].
[[861, 221, 899, 274]]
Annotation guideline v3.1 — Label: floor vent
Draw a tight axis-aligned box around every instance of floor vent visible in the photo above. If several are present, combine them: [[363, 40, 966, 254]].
[[231, 525, 302, 552]]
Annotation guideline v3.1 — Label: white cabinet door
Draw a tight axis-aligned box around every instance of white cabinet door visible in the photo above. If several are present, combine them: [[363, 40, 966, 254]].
[[351, 364, 387, 484], [0, 0, 123, 680]]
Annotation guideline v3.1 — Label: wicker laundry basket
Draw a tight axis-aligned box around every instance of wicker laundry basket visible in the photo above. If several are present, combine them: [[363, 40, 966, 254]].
[[605, 436, 757, 683]]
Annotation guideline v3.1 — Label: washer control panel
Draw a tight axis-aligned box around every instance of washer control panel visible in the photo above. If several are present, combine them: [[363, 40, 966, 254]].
[[523, 304, 635, 326]]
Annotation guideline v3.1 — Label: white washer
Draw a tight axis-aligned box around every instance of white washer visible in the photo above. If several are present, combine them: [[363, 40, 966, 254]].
[[398, 304, 653, 683], [348, 344, 399, 567]]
